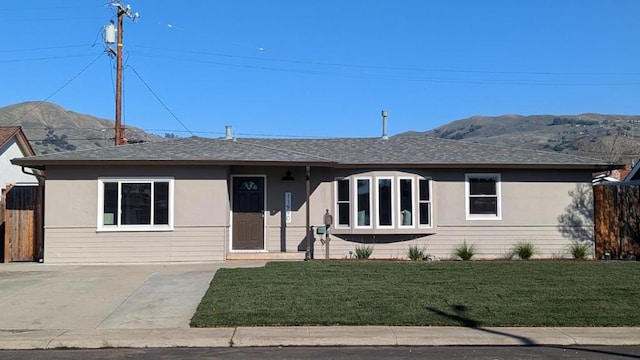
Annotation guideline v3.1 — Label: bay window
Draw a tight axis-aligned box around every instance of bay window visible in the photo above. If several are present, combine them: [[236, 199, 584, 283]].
[[356, 178, 372, 227], [335, 175, 432, 230], [377, 178, 393, 227], [336, 178, 350, 227]]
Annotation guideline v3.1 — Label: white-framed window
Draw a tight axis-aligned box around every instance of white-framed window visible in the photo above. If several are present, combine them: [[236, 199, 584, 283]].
[[98, 178, 174, 231], [465, 173, 501, 220], [335, 178, 350, 227], [333, 176, 432, 230], [376, 177, 394, 228], [418, 178, 432, 227], [398, 177, 414, 227], [355, 177, 372, 228]]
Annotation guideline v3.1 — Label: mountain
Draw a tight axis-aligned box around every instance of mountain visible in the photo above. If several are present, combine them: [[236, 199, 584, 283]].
[[398, 114, 640, 163], [0, 102, 162, 155], [3, 102, 639, 164]]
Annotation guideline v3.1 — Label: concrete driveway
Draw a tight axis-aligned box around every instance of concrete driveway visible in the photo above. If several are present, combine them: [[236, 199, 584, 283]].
[[0, 262, 265, 330]]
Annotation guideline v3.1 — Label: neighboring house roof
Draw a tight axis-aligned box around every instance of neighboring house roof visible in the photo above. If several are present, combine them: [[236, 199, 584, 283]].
[[0, 126, 36, 157], [592, 173, 619, 185], [12, 135, 622, 170], [624, 161, 640, 182]]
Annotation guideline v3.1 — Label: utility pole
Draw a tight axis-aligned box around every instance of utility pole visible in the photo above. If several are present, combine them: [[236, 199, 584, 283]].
[[106, 2, 139, 146]]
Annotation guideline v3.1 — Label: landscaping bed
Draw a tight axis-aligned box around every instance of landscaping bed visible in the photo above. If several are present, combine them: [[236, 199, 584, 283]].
[[191, 261, 640, 327]]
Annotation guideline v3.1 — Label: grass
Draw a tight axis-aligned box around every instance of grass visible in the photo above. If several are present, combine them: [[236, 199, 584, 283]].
[[191, 261, 640, 327]]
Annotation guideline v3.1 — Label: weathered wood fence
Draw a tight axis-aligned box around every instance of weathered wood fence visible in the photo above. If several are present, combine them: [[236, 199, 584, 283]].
[[2, 185, 43, 263], [594, 183, 640, 260]]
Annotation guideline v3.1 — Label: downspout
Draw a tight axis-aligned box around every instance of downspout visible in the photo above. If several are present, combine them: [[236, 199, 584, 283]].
[[21, 166, 45, 184], [20, 165, 46, 262]]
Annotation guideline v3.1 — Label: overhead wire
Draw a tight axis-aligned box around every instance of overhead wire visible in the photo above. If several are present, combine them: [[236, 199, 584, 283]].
[[6, 53, 105, 126], [0, 53, 104, 63], [0, 44, 94, 53], [128, 50, 640, 86], [130, 44, 640, 77], [126, 65, 196, 136]]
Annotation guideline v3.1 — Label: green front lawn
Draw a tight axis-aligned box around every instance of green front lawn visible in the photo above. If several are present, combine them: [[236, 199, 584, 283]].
[[191, 261, 640, 327]]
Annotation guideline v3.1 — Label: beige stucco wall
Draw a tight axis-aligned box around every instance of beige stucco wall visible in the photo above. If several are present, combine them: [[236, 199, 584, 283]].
[[43, 165, 229, 263], [41, 164, 594, 263], [317, 168, 593, 260]]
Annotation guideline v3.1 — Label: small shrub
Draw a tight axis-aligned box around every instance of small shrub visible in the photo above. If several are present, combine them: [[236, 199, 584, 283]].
[[499, 249, 516, 260], [454, 241, 476, 261], [568, 241, 590, 260], [354, 245, 374, 259], [407, 245, 427, 261], [513, 241, 537, 260]]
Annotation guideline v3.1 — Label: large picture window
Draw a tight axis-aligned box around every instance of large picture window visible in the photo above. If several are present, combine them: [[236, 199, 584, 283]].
[[466, 173, 501, 220], [98, 178, 173, 231]]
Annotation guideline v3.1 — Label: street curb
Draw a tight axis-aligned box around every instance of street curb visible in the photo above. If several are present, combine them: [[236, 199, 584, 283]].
[[1, 327, 639, 350]]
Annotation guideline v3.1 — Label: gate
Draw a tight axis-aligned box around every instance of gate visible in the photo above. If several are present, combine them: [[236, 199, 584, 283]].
[[2, 185, 43, 262], [593, 184, 640, 259]]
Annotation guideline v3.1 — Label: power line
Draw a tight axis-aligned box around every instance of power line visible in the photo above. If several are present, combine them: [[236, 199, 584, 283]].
[[127, 65, 196, 136], [0, 44, 94, 53], [130, 44, 640, 77], [0, 53, 103, 63], [7, 53, 104, 126], [129, 51, 640, 86]]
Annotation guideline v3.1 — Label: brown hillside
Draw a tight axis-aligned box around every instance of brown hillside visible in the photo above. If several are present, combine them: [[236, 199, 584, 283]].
[[0, 101, 162, 155]]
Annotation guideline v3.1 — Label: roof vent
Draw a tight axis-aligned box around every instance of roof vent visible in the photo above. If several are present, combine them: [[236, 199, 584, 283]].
[[224, 125, 232, 140], [381, 110, 389, 140]]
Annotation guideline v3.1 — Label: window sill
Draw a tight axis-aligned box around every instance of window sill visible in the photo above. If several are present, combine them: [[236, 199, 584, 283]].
[[97, 226, 174, 232], [331, 227, 436, 236]]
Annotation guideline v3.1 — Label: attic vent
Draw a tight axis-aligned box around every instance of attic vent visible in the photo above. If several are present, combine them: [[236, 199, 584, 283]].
[[224, 125, 232, 140]]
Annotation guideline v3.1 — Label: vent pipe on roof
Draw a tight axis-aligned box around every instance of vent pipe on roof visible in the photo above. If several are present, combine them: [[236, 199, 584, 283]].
[[381, 110, 389, 140], [224, 125, 232, 140]]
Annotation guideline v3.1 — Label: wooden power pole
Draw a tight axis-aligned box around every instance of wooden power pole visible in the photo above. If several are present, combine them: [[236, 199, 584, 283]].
[[107, 2, 139, 146]]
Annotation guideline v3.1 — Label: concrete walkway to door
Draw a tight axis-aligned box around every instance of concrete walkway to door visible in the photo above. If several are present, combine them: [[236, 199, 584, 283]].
[[0, 261, 266, 330]]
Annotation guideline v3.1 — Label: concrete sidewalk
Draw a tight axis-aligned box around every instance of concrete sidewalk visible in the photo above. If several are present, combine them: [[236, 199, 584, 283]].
[[1, 262, 639, 350], [1, 326, 640, 349]]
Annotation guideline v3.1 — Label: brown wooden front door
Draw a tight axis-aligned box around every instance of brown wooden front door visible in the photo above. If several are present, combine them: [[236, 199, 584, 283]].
[[232, 176, 265, 250]]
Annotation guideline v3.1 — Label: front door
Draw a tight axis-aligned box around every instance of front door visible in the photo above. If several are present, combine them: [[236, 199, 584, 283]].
[[232, 176, 265, 250]]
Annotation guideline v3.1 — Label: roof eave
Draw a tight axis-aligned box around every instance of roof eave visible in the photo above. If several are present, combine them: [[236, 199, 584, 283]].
[[11, 158, 622, 171], [334, 162, 623, 170], [10, 158, 337, 168]]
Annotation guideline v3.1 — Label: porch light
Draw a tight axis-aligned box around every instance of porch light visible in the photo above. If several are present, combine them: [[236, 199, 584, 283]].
[[281, 169, 295, 181]]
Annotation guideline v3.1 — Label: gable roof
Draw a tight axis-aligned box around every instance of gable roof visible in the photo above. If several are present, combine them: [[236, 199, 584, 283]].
[[624, 160, 640, 182], [11, 135, 621, 170], [0, 126, 36, 157]]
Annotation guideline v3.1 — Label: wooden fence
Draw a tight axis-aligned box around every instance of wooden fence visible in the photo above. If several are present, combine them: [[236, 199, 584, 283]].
[[0, 192, 4, 263], [594, 183, 640, 260], [2, 185, 43, 263]]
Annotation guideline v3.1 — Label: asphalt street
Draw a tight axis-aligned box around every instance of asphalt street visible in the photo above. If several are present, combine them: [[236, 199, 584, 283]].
[[2, 346, 640, 360]]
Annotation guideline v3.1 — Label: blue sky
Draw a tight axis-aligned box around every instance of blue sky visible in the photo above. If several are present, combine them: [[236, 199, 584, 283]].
[[1, 1, 639, 138]]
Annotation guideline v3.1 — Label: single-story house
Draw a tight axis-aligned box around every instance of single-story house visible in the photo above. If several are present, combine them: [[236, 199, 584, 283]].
[[0, 126, 39, 198], [12, 130, 620, 264]]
